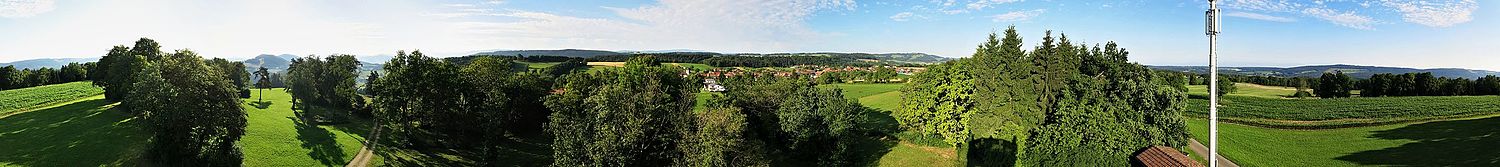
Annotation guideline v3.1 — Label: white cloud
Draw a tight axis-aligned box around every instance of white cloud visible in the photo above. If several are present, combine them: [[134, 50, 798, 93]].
[[1381, 0, 1478, 27], [1302, 7, 1378, 30], [966, 0, 1023, 10], [890, 12, 915, 21], [1225, 11, 1296, 22], [0, 0, 54, 18], [445, 0, 857, 53], [990, 9, 1043, 22]]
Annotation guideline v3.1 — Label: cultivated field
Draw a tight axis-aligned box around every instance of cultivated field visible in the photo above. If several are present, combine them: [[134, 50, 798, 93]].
[[1186, 82, 1500, 166], [0, 82, 104, 115], [1186, 83, 1500, 128]]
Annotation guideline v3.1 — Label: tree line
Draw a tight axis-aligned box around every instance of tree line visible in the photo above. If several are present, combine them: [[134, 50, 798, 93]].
[[367, 51, 555, 165], [0, 62, 95, 90], [814, 66, 902, 84], [94, 38, 248, 166], [1358, 72, 1500, 97], [898, 27, 1189, 166], [363, 53, 890, 166]]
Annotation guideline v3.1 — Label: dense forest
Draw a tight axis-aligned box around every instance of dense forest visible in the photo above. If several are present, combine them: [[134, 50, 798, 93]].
[[898, 27, 1188, 165]]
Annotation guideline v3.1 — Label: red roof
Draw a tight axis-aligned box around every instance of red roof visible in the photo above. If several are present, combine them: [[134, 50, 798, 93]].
[[1134, 146, 1203, 167]]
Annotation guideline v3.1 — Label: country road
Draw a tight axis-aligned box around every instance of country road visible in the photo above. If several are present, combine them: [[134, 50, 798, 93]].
[[1188, 139, 1240, 167]]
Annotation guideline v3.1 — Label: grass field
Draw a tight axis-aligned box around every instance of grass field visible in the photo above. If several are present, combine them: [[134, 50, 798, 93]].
[[585, 62, 625, 67], [1187, 83, 1300, 99], [822, 83, 905, 100], [665, 63, 714, 71], [821, 83, 957, 167], [1186, 116, 1500, 166], [521, 62, 561, 69], [0, 95, 147, 166], [0, 82, 104, 115], [0, 86, 381, 166], [239, 88, 379, 166]]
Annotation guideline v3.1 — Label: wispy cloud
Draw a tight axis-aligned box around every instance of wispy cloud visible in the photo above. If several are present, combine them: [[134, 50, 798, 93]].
[[890, 12, 916, 21], [966, 0, 1023, 10], [0, 0, 54, 18], [1218, 0, 1479, 29], [1225, 11, 1295, 22], [440, 0, 857, 53], [934, 0, 1023, 14], [990, 9, 1044, 22], [1381, 0, 1478, 28], [1222, 0, 1302, 12], [1302, 7, 1378, 30]]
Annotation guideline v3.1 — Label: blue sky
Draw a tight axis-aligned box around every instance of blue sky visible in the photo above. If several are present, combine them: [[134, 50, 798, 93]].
[[0, 0, 1494, 70]]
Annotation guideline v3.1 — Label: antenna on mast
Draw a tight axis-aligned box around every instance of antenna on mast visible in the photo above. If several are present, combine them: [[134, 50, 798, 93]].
[[1206, 0, 1221, 167]]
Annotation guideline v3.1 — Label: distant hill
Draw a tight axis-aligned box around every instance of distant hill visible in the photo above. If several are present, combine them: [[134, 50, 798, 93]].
[[0, 58, 97, 69], [357, 54, 394, 64], [466, 49, 952, 65], [725, 52, 951, 65], [471, 49, 625, 58], [275, 54, 300, 60], [243, 54, 292, 70], [1149, 64, 1500, 79]]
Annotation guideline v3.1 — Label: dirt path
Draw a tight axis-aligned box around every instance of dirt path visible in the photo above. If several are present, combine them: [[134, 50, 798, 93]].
[[345, 147, 373, 167], [1188, 139, 1239, 167]]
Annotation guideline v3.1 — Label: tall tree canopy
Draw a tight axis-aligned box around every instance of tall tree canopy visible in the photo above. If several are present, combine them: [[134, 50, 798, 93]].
[[124, 49, 248, 166], [902, 27, 1189, 166], [545, 56, 697, 166], [285, 54, 363, 109]]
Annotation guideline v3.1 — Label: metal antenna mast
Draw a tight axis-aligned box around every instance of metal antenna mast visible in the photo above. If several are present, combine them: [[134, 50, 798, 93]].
[[1206, 0, 1221, 167]]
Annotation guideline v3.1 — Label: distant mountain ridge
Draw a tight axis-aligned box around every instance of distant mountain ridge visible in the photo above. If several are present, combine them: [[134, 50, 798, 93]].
[[468, 49, 952, 64], [471, 49, 625, 58], [0, 58, 97, 69], [1149, 64, 1500, 79]]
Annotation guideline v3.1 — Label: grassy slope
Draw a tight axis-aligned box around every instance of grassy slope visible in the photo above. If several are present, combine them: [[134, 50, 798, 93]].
[[0, 82, 104, 115], [823, 83, 905, 100], [829, 83, 957, 167], [521, 62, 561, 69], [240, 88, 377, 166], [0, 95, 147, 166]]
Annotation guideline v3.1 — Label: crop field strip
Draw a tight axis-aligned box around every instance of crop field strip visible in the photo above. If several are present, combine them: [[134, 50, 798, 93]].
[[0, 82, 104, 116], [1183, 82, 1500, 166], [1185, 83, 1500, 129]]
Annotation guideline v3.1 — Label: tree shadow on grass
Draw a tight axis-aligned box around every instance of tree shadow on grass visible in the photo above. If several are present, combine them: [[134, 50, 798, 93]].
[[852, 106, 902, 166], [249, 101, 273, 109], [290, 111, 346, 166], [0, 99, 149, 166], [1335, 116, 1500, 166]]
